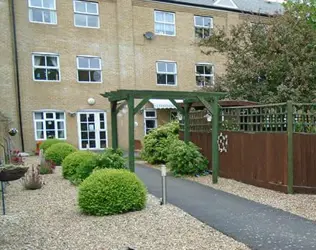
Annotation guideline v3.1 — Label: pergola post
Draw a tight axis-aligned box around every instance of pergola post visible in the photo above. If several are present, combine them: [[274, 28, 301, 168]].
[[211, 97, 220, 184], [111, 101, 118, 150], [184, 103, 190, 143], [127, 95, 135, 172]]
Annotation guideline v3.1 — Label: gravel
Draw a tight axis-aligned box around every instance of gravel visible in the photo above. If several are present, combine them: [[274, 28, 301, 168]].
[[0, 157, 249, 250], [185, 175, 316, 221]]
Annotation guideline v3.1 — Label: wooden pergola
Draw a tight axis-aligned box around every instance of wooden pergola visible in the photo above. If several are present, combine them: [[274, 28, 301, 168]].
[[101, 89, 226, 183]]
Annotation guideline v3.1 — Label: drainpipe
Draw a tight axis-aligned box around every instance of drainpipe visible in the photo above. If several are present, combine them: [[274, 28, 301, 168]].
[[9, 0, 25, 151]]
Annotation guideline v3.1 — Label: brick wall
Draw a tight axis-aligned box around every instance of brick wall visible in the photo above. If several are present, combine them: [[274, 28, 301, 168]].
[[0, 0, 247, 152]]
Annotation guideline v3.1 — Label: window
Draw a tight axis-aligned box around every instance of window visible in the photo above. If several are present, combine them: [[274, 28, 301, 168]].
[[77, 56, 102, 83], [154, 11, 175, 36], [194, 16, 213, 39], [28, 0, 57, 24], [33, 111, 66, 140], [74, 1, 99, 28], [156, 61, 177, 86], [32, 54, 60, 81], [196, 63, 214, 87], [144, 110, 157, 134]]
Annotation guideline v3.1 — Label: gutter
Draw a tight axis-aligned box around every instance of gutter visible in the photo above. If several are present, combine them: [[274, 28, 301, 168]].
[[150, 0, 277, 17], [9, 0, 25, 151]]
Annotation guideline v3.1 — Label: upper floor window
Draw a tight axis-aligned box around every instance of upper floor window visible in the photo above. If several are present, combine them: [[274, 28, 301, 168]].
[[196, 63, 214, 87], [74, 1, 99, 28], [156, 61, 177, 86], [77, 56, 102, 83], [33, 111, 66, 140], [194, 16, 213, 39], [32, 53, 60, 81], [154, 11, 175, 36], [28, 0, 57, 24]]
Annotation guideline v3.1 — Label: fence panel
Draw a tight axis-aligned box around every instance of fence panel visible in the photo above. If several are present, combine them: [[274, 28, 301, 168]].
[[294, 134, 316, 191]]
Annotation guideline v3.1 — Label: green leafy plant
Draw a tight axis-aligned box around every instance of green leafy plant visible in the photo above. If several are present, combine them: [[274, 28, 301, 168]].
[[167, 139, 209, 176], [78, 169, 147, 216], [62, 151, 97, 183], [39, 139, 62, 153], [45, 142, 77, 166], [96, 148, 126, 170], [200, 0, 316, 103], [141, 121, 179, 164]]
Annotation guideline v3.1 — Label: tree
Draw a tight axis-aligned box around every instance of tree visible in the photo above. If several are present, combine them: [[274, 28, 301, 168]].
[[200, 0, 316, 103]]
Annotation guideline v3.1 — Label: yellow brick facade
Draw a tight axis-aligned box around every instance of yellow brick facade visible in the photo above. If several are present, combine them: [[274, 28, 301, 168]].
[[0, 0, 260, 153]]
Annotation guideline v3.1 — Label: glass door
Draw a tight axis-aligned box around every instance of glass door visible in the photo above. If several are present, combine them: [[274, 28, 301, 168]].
[[77, 112, 107, 150]]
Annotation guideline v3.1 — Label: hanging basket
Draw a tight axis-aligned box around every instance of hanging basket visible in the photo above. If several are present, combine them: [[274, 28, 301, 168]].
[[0, 165, 29, 182]]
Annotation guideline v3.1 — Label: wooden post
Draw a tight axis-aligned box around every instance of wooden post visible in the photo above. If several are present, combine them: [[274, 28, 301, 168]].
[[111, 101, 118, 150], [287, 101, 294, 194], [184, 103, 190, 143], [212, 97, 219, 184], [127, 96, 135, 172]]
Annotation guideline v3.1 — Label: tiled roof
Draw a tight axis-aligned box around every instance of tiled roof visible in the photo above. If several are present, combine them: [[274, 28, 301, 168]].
[[151, 0, 285, 15]]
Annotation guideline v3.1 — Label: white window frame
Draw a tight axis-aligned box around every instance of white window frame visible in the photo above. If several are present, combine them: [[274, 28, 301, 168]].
[[194, 15, 213, 39], [28, 0, 57, 25], [195, 63, 215, 87], [33, 110, 67, 141], [154, 10, 176, 36], [76, 56, 102, 83], [144, 109, 157, 135], [77, 111, 108, 150], [73, 0, 100, 29], [32, 53, 60, 82], [156, 60, 177, 86]]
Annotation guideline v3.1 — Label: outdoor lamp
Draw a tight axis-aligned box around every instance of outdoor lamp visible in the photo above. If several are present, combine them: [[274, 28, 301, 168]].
[[205, 113, 212, 122]]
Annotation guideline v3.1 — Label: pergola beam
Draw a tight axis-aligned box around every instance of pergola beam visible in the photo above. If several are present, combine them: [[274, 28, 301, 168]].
[[102, 90, 226, 101]]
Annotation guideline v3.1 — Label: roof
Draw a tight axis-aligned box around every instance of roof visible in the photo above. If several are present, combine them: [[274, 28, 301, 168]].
[[151, 0, 285, 15]]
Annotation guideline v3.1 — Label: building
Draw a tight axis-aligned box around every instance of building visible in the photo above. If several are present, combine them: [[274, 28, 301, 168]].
[[0, 0, 283, 155]]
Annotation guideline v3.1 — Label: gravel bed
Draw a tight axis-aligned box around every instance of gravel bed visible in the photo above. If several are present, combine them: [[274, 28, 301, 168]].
[[136, 161, 316, 221], [185, 175, 316, 221], [0, 158, 249, 250]]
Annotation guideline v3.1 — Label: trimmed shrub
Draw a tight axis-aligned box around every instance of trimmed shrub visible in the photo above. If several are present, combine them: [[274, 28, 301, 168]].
[[78, 169, 147, 216], [45, 142, 77, 166], [141, 121, 179, 164], [39, 139, 62, 153], [62, 151, 98, 183], [167, 139, 209, 176], [96, 148, 126, 170]]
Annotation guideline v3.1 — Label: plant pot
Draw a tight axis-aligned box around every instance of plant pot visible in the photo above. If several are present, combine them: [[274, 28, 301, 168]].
[[0, 165, 29, 182]]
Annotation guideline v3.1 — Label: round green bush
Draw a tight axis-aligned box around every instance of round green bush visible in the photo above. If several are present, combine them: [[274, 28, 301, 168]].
[[62, 151, 97, 182], [167, 139, 209, 176], [45, 142, 77, 166], [39, 139, 62, 152], [141, 121, 179, 164], [96, 148, 126, 170], [78, 169, 147, 216]]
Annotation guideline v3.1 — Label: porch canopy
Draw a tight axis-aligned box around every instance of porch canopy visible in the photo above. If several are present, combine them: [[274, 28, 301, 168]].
[[101, 89, 227, 184]]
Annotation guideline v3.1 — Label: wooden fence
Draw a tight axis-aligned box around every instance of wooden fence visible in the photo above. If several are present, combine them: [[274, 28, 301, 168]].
[[180, 131, 316, 193], [179, 101, 316, 194]]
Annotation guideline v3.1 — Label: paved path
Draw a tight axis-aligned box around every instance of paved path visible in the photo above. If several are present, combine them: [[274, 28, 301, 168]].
[[136, 164, 316, 250]]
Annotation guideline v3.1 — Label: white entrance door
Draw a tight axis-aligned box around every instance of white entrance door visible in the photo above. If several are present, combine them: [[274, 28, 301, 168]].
[[77, 112, 107, 150], [144, 109, 157, 135]]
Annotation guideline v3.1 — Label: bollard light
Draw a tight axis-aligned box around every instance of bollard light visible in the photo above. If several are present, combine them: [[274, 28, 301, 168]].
[[161, 165, 167, 205]]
